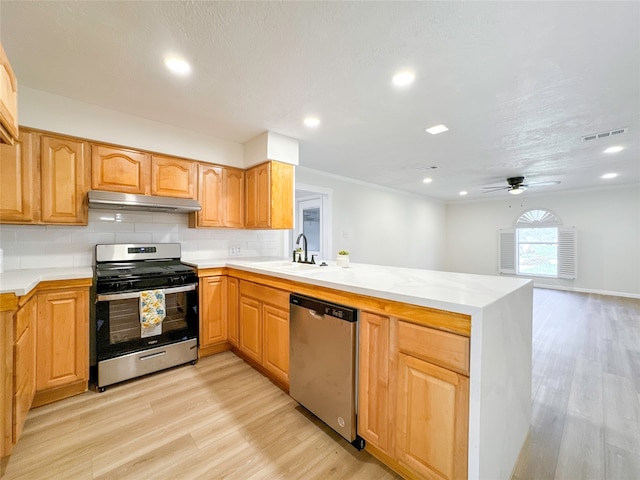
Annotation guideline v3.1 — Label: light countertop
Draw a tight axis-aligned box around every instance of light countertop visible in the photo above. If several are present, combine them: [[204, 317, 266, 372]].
[[0, 267, 94, 296], [187, 258, 532, 315], [0, 258, 531, 315]]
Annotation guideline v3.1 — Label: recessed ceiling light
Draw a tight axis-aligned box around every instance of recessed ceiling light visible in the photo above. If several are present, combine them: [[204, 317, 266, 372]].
[[392, 71, 415, 87], [601, 172, 618, 179], [422, 177, 433, 184], [426, 124, 448, 135], [459, 191, 468, 196], [604, 146, 624, 154], [303, 117, 320, 128], [164, 56, 191, 76]]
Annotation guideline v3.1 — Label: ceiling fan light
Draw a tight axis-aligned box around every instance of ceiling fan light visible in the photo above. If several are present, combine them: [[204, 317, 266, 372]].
[[509, 187, 525, 195]]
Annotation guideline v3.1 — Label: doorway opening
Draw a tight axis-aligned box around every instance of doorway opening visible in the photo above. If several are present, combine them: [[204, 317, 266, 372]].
[[291, 184, 332, 263]]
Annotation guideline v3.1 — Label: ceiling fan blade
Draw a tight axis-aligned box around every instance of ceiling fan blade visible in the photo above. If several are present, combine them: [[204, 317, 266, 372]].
[[483, 187, 508, 193], [523, 181, 561, 187]]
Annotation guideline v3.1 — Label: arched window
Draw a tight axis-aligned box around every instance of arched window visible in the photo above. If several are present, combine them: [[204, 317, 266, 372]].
[[499, 208, 576, 278]]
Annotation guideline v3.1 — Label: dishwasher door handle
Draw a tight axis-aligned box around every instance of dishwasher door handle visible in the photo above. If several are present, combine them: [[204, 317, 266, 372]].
[[309, 309, 325, 319]]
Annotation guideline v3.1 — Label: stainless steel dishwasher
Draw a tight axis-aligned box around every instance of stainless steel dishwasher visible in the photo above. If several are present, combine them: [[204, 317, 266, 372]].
[[289, 293, 364, 449]]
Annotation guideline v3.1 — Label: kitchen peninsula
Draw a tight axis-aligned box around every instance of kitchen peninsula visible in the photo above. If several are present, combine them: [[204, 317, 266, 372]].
[[193, 258, 533, 480], [1, 259, 532, 480]]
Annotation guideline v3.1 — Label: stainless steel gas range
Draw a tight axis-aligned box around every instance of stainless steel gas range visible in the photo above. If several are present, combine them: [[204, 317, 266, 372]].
[[93, 243, 198, 391]]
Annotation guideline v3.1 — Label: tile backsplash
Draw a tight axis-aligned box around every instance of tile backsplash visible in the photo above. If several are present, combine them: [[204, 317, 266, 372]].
[[0, 209, 286, 270]]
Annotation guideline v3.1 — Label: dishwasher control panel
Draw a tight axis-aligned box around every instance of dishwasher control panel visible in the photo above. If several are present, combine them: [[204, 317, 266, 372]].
[[290, 294, 356, 322]]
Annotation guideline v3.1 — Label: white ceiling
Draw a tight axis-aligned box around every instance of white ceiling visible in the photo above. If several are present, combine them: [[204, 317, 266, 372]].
[[2, 1, 639, 202]]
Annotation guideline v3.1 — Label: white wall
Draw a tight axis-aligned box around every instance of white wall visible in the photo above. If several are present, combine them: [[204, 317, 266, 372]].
[[445, 185, 640, 297], [295, 167, 446, 270], [19, 87, 244, 167], [0, 209, 284, 270]]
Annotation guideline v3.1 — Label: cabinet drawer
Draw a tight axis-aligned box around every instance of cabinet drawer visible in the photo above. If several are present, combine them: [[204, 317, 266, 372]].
[[239, 280, 289, 310], [397, 321, 470, 376]]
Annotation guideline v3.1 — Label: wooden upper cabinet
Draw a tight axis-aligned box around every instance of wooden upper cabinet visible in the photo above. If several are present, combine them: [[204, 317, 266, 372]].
[[40, 135, 90, 225], [151, 155, 196, 199], [223, 167, 244, 228], [91, 145, 150, 195], [193, 164, 223, 227], [0, 42, 18, 145], [0, 130, 36, 223], [245, 161, 293, 229], [191, 164, 244, 228]]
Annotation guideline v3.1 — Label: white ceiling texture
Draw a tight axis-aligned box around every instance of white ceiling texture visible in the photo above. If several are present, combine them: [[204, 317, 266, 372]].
[[1, 1, 639, 202]]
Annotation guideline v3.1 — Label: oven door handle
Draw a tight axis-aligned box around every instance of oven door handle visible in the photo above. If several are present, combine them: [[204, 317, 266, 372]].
[[96, 284, 197, 302]]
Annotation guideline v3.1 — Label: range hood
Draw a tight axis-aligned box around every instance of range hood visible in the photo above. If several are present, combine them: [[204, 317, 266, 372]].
[[88, 190, 201, 213]]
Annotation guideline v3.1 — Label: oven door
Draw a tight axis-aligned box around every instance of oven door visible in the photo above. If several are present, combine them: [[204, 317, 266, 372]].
[[96, 284, 198, 360]]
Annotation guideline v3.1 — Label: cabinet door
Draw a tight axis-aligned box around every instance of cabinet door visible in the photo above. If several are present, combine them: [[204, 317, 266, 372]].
[[13, 296, 36, 443], [263, 304, 289, 385], [199, 276, 227, 347], [255, 163, 271, 227], [151, 155, 196, 199], [269, 161, 294, 229], [244, 165, 258, 228], [238, 296, 262, 364], [223, 167, 244, 228], [40, 135, 90, 224], [91, 145, 150, 194], [358, 311, 390, 452], [227, 277, 239, 347], [396, 353, 469, 480], [0, 130, 36, 223], [0, 42, 18, 145], [195, 164, 223, 227], [1, 309, 14, 457], [36, 289, 88, 391]]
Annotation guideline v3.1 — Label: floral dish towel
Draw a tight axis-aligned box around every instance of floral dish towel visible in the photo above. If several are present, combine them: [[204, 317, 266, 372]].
[[140, 289, 166, 338]]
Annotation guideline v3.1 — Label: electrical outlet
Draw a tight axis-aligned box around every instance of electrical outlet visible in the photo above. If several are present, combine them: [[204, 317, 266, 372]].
[[236, 245, 241, 256], [229, 246, 237, 256]]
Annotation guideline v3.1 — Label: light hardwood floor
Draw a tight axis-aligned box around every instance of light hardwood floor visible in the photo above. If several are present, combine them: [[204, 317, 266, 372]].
[[2, 288, 639, 479], [513, 288, 640, 480], [2, 351, 400, 479]]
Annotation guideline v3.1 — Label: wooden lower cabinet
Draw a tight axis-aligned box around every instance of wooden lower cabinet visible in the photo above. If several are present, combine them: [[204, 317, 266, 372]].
[[238, 280, 289, 387], [358, 312, 470, 480], [396, 353, 469, 480], [1, 303, 16, 458], [262, 304, 289, 385], [238, 295, 262, 364], [199, 276, 228, 355], [358, 311, 391, 453], [227, 277, 239, 347], [13, 295, 36, 444], [34, 287, 89, 406]]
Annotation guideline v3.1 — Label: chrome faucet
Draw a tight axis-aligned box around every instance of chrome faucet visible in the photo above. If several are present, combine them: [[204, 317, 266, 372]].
[[295, 233, 315, 264]]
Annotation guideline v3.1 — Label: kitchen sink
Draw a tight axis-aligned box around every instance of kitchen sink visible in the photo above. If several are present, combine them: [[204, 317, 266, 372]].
[[250, 260, 321, 271]]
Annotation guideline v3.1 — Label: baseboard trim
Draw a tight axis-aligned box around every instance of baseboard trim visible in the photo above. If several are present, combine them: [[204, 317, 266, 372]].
[[534, 283, 640, 299]]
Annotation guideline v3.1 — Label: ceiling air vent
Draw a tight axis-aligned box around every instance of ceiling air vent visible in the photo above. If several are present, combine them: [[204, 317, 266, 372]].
[[581, 127, 628, 142]]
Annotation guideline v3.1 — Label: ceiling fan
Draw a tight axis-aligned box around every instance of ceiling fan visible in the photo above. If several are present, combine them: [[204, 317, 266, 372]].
[[483, 176, 561, 195]]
